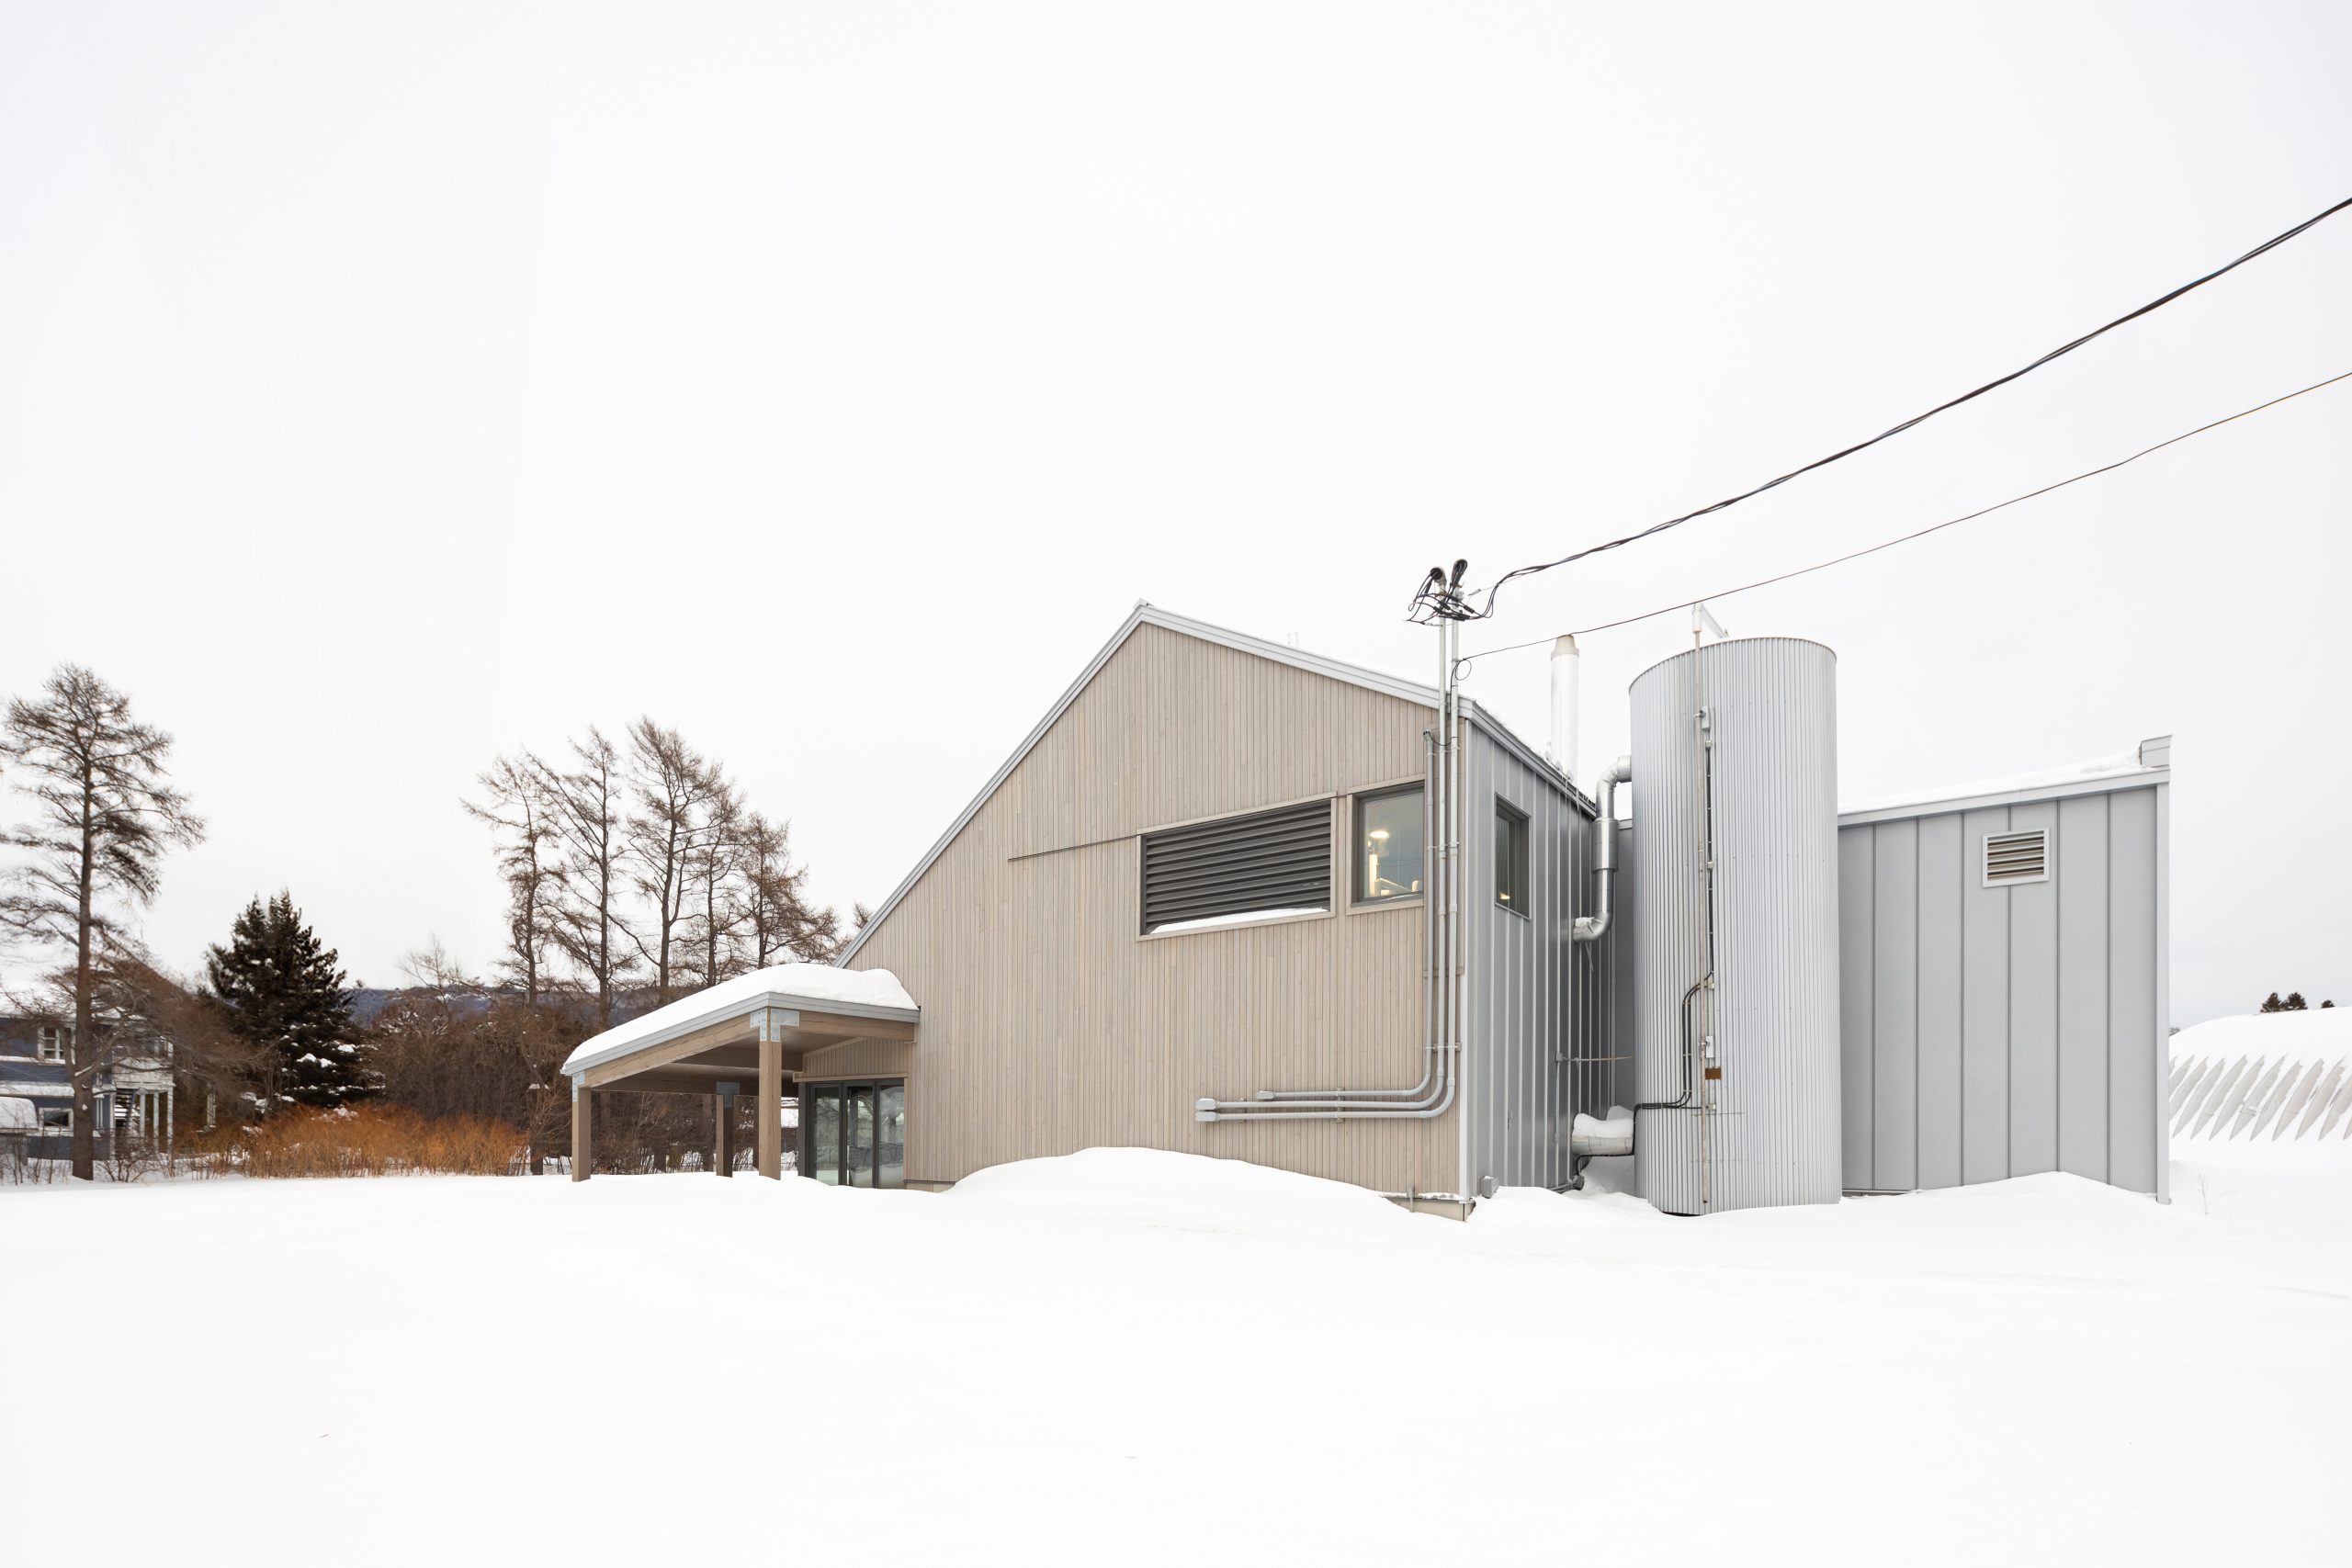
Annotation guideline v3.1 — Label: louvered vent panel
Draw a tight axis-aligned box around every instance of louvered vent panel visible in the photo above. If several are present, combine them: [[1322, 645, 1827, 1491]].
[[1141, 799, 1331, 931], [1983, 828, 2049, 886]]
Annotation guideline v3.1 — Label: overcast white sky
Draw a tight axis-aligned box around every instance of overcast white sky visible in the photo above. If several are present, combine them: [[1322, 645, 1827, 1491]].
[[3, 2, 2346, 1024]]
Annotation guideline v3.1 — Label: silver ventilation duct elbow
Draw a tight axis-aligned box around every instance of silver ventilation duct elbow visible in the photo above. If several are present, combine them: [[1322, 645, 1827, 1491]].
[[1571, 755, 1632, 942]]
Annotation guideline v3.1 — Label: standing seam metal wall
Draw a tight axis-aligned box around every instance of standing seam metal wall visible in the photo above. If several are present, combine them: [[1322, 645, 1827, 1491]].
[[1838, 780, 2165, 1194], [1632, 637, 1843, 1214], [1464, 725, 1593, 1193]]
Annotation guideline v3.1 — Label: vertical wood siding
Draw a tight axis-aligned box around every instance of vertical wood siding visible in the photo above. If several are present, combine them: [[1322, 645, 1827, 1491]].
[[1838, 784, 2165, 1194], [846, 623, 1462, 1195]]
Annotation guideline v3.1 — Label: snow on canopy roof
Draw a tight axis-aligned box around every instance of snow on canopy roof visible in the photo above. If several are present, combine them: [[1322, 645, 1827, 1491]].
[[0, 1096, 38, 1133], [1840, 746, 2162, 819], [560, 964, 917, 1079]]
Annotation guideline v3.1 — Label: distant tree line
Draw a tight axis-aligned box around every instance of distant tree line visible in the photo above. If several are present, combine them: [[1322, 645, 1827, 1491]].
[[434, 717, 867, 1170], [466, 719, 858, 1029], [2, 665, 865, 1180], [2259, 991, 2335, 1011]]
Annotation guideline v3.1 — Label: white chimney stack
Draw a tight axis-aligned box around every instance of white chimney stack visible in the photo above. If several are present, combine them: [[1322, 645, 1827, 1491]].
[[1548, 634, 1580, 784]]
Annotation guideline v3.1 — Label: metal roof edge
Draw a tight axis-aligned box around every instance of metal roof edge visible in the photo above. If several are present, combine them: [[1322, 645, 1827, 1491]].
[[1838, 763, 2168, 828], [1461, 698, 1600, 818], [842, 604, 1464, 964], [562, 990, 921, 1082]]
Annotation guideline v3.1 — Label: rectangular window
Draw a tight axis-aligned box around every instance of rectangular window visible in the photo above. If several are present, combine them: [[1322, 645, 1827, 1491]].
[[1352, 785, 1425, 904], [40, 1106, 70, 1132], [1495, 800, 1529, 912], [36, 1026, 64, 1063], [1141, 799, 1332, 932]]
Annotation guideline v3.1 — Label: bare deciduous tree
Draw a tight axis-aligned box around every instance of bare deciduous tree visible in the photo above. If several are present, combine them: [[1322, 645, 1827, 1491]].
[[737, 812, 851, 965], [621, 718, 724, 1006], [0, 665, 205, 1180], [463, 755, 555, 1005], [538, 728, 634, 1028], [685, 776, 747, 988]]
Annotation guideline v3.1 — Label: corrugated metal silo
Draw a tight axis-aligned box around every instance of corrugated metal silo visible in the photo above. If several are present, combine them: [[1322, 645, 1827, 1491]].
[[1630, 637, 1842, 1214]]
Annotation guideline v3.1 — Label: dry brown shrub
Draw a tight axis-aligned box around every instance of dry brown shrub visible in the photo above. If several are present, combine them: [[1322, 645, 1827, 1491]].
[[236, 1105, 525, 1179]]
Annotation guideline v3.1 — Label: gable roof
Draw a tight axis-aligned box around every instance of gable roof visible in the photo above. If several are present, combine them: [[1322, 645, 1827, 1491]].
[[838, 603, 1584, 965]]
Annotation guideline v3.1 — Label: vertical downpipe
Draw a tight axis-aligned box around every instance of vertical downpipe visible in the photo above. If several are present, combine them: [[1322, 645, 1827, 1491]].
[[1430, 611, 1467, 1203], [1693, 635, 1720, 1213]]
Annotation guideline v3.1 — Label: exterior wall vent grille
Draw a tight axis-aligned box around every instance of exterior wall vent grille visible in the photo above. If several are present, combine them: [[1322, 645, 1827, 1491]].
[[1141, 799, 1330, 931], [1983, 828, 2050, 887]]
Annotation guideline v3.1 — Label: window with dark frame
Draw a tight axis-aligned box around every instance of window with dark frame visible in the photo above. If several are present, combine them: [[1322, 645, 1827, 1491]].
[[1140, 798, 1333, 933], [1494, 800, 1528, 912], [1351, 785, 1425, 904]]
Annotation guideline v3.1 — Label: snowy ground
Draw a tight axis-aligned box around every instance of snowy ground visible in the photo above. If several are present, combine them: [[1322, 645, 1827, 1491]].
[[8, 1151, 2347, 1566]]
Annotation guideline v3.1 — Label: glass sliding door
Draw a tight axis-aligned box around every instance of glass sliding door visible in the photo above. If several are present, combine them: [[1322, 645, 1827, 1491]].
[[808, 1087, 842, 1185], [847, 1086, 876, 1188], [878, 1085, 905, 1189], [798, 1081, 904, 1190]]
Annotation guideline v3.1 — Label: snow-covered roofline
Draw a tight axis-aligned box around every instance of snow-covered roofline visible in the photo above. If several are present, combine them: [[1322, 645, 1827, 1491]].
[[1838, 736, 2170, 826], [560, 964, 917, 1082]]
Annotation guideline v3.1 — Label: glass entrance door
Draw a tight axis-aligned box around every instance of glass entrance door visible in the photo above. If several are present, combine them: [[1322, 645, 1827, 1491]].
[[846, 1086, 876, 1188], [801, 1082, 904, 1190], [808, 1090, 842, 1184]]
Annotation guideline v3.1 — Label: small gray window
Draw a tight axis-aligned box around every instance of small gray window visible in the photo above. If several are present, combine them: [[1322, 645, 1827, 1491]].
[[1984, 828, 2049, 886], [1495, 801, 1528, 912], [40, 1106, 71, 1132], [1352, 786, 1425, 904], [36, 1026, 65, 1063], [1141, 799, 1332, 932]]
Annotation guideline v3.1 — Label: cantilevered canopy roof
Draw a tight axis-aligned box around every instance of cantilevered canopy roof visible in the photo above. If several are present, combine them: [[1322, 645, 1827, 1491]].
[[560, 964, 918, 1093]]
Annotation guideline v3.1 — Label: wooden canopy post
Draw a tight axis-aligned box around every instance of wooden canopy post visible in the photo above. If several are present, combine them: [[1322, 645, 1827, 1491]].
[[714, 1086, 737, 1177], [571, 1082, 592, 1182], [755, 1021, 785, 1179]]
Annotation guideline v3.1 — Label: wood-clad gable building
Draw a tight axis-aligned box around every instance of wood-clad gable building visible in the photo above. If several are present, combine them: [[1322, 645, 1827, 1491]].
[[836, 604, 1601, 1209]]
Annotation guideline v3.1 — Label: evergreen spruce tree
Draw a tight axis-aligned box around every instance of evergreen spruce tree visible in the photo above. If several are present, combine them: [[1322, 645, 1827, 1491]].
[[2259, 992, 2284, 1013], [2283, 991, 2309, 1011], [206, 892, 370, 1109]]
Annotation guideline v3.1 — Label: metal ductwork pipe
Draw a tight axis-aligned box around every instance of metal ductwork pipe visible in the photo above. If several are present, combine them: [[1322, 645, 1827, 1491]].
[[1571, 756, 1631, 942], [1194, 611, 1466, 1123], [1548, 634, 1580, 784]]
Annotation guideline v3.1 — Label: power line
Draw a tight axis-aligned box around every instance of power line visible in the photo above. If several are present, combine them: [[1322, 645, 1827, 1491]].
[[1430, 194, 2352, 626], [1456, 367, 2351, 661]]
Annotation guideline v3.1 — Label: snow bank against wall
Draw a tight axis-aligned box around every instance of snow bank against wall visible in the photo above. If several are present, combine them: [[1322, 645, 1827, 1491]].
[[2170, 1010, 2352, 1170], [945, 1147, 1419, 1239]]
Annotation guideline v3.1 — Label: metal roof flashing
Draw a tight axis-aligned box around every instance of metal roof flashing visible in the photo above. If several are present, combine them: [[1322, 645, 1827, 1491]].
[[839, 604, 1594, 965], [1838, 737, 2172, 827]]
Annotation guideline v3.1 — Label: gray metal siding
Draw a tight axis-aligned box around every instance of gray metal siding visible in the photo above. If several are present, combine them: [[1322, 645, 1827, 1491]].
[[1597, 820, 1638, 1123], [1871, 818, 1918, 1191], [2108, 788, 2161, 1186], [1959, 807, 2011, 1181], [1838, 782, 2165, 1194], [1916, 814, 1965, 1190], [1462, 724, 1591, 1193]]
